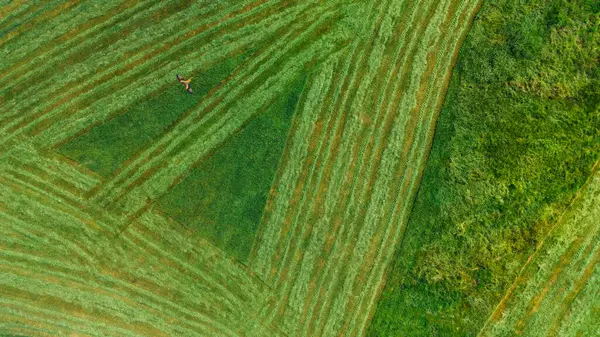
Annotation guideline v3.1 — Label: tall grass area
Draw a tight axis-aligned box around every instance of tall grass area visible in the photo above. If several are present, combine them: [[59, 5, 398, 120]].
[[368, 0, 600, 336]]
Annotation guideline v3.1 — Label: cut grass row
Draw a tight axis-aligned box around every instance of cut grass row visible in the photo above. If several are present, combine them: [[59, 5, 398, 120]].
[[157, 74, 305, 263], [87, 2, 351, 218], [248, 0, 482, 335], [0, 0, 299, 146], [0, 165, 280, 336]]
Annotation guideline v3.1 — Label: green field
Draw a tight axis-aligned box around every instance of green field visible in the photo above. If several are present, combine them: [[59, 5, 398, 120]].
[[1, 0, 599, 336]]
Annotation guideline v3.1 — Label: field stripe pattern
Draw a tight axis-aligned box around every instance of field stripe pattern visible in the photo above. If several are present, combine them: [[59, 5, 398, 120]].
[[0, 0, 482, 335], [249, 0, 482, 335]]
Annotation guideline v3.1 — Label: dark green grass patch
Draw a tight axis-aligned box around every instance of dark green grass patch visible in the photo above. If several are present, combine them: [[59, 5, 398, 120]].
[[369, 0, 600, 336], [157, 75, 306, 263], [58, 55, 248, 176]]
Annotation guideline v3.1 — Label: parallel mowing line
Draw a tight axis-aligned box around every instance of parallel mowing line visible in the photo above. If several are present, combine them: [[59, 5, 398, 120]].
[[261, 46, 358, 330], [93, 5, 342, 211], [0, 0, 43, 31], [301, 0, 454, 334], [255, 0, 386, 288], [546, 235, 600, 336], [134, 211, 269, 302], [0, 251, 239, 337], [514, 210, 600, 335], [0, 0, 80, 49], [0, 0, 220, 132], [41, 0, 313, 154], [86, 0, 321, 200], [7, 0, 284, 122], [247, 51, 341, 277], [477, 160, 600, 336], [347, 3, 483, 335], [0, 0, 290, 143], [0, 0, 157, 87], [0, 0, 178, 129], [0, 174, 261, 331], [257, 0, 396, 328], [481, 192, 600, 337], [263, 0, 427, 325], [27, 0, 314, 161], [92, 1, 329, 192], [264, 0, 478, 332], [289, 0, 436, 334], [344, 3, 472, 333]]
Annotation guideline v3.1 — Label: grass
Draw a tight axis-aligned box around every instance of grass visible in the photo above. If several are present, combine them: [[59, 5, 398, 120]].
[[368, 0, 600, 336], [479, 165, 600, 336], [157, 74, 306, 263], [58, 54, 250, 177], [5, 0, 599, 336]]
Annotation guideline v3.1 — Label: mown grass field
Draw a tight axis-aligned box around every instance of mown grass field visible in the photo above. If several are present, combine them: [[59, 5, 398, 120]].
[[1, 0, 598, 336]]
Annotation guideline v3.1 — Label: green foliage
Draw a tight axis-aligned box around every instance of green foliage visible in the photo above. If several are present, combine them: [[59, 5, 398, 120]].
[[369, 0, 600, 336], [58, 54, 249, 176], [158, 75, 306, 263]]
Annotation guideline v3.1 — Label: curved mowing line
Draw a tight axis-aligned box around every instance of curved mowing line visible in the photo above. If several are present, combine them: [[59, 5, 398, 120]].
[[84, 0, 319, 200], [0, 248, 244, 337], [135, 210, 270, 300], [92, 5, 342, 210], [294, 0, 445, 333], [268, 0, 436, 322], [0, 0, 290, 144], [0, 175, 114, 234], [6, 153, 98, 196], [123, 227, 254, 311], [1, 165, 123, 234]]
